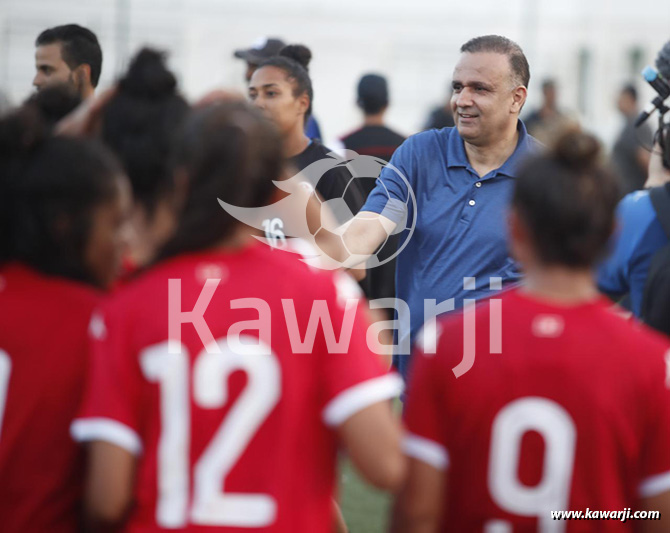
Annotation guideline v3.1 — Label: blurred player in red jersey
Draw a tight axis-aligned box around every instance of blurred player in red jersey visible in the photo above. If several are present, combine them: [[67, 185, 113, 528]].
[[0, 105, 131, 532], [393, 132, 670, 532], [71, 101, 405, 532]]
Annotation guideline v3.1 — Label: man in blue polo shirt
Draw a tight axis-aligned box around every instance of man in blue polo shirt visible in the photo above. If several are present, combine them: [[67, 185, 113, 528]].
[[341, 35, 541, 380]]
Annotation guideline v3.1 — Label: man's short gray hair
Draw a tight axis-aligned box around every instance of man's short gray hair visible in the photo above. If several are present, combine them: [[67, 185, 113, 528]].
[[460, 35, 530, 88]]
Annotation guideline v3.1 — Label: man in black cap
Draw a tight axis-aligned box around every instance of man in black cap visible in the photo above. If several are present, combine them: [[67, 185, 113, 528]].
[[234, 36, 286, 82], [234, 36, 322, 140]]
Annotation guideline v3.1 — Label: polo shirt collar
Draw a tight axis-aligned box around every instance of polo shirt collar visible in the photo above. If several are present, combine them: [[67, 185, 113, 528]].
[[446, 120, 532, 179]]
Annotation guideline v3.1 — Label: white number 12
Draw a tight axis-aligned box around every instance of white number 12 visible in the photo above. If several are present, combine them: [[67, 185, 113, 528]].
[[140, 335, 281, 528]]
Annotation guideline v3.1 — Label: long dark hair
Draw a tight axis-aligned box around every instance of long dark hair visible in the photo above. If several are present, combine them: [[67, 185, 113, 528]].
[[158, 101, 283, 260], [513, 131, 619, 267], [0, 105, 122, 285]]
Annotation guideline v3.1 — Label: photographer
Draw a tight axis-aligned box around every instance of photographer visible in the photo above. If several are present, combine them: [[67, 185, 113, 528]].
[[598, 124, 670, 332]]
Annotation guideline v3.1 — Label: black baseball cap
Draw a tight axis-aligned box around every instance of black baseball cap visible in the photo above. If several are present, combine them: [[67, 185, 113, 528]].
[[234, 37, 286, 65], [357, 74, 389, 111]]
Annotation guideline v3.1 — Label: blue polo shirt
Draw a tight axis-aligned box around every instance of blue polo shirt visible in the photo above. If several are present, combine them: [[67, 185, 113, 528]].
[[597, 190, 668, 317], [362, 121, 541, 379]]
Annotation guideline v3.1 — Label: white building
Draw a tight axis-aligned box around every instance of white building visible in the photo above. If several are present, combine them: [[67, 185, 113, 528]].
[[0, 0, 669, 146]]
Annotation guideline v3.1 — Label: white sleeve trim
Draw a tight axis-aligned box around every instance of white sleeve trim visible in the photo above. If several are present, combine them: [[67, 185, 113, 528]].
[[639, 470, 670, 498], [322, 373, 404, 427], [403, 433, 449, 471], [71, 417, 143, 455]]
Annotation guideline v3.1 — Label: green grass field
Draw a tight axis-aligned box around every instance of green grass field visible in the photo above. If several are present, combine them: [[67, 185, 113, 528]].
[[338, 398, 402, 532], [339, 455, 391, 533]]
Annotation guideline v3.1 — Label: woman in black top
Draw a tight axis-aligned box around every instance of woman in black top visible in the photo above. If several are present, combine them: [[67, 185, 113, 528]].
[[247, 45, 378, 355], [248, 44, 366, 220]]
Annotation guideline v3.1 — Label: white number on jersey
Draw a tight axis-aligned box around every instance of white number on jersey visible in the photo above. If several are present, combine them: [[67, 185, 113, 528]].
[[486, 397, 576, 533], [140, 335, 281, 528], [0, 349, 10, 439], [262, 218, 287, 249]]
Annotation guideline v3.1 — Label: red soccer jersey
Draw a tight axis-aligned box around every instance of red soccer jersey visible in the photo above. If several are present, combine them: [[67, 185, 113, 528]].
[[0, 263, 101, 533], [72, 242, 402, 532], [404, 288, 670, 532]]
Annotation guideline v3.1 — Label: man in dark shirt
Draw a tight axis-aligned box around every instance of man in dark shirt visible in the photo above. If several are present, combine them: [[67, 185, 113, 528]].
[[340, 74, 406, 314], [341, 74, 405, 188]]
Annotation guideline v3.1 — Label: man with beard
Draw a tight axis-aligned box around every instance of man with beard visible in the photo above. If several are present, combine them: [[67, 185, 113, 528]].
[[33, 24, 102, 100]]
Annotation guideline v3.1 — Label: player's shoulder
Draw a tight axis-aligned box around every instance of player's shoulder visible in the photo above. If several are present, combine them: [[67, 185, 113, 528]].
[[105, 244, 360, 314], [606, 310, 670, 356], [605, 316, 670, 391], [431, 289, 511, 331], [105, 254, 185, 303], [0, 262, 101, 310], [157, 242, 355, 297], [267, 244, 362, 301], [96, 250, 226, 320], [414, 295, 492, 364], [417, 288, 577, 356], [563, 296, 670, 369]]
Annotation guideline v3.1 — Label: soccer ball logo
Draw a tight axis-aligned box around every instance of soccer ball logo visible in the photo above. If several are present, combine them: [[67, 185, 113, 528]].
[[218, 149, 417, 271], [307, 151, 415, 269]]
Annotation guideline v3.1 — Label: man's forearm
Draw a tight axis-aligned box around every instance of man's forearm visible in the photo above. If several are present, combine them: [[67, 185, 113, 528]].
[[341, 211, 397, 257]]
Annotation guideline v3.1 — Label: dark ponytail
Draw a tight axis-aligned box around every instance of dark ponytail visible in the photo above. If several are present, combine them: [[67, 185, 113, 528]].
[[102, 48, 189, 216], [158, 101, 283, 260], [257, 44, 314, 122], [0, 105, 122, 284], [513, 131, 620, 267]]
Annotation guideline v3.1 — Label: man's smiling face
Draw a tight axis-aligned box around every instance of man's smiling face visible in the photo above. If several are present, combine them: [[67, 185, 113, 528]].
[[451, 52, 520, 147]]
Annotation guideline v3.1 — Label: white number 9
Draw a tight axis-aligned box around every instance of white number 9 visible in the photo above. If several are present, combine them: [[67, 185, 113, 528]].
[[486, 397, 576, 533]]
